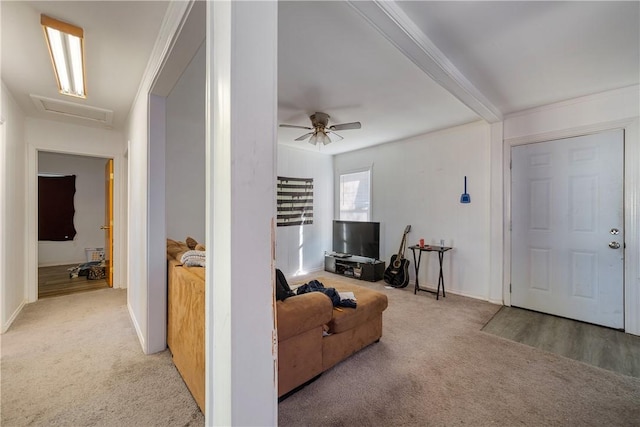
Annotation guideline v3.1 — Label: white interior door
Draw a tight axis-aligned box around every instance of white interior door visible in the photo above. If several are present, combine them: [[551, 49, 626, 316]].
[[511, 130, 624, 329]]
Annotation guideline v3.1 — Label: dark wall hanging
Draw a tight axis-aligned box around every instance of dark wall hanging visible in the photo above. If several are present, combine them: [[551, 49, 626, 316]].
[[277, 176, 313, 227], [38, 175, 77, 241]]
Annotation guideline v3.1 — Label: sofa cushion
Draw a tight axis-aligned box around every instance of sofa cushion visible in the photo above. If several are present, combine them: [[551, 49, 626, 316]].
[[325, 282, 388, 334], [167, 239, 190, 262], [322, 314, 383, 371], [185, 265, 205, 281], [277, 293, 333, 341]]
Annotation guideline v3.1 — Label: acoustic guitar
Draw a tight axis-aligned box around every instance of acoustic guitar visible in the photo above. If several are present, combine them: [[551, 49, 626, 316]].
[[384, 225, 411, 288]]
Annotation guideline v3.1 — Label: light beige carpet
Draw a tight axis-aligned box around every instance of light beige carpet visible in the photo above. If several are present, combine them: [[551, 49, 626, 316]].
[[4, 276, 639, 426], [280, 274, 640, 426], [0, 288, 203, 426]]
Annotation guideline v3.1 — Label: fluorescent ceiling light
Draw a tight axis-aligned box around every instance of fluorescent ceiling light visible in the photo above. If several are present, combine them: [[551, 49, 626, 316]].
[[41, 15, 86, 98]]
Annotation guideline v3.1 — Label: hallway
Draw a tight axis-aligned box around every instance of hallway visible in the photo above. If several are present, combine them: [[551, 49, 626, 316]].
[[0, 288, 203, 426]]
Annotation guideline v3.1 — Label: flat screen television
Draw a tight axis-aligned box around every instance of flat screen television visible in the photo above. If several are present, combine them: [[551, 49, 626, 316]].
[[332, 220, 380, 260]]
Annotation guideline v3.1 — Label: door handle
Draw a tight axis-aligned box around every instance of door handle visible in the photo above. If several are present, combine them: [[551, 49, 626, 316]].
[[100, 225, 111, 230], [608, 241, 621, 249]]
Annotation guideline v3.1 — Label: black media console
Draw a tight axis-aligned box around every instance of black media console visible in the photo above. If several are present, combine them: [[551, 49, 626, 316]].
[[324, 254, 385, 282]]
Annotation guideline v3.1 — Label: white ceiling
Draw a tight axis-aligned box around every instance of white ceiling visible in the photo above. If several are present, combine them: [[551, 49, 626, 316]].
[[397, 1, 640, 115], [277, 1, 479, 154], [1, 1, 169, 130], [2, 1, 638, 155]]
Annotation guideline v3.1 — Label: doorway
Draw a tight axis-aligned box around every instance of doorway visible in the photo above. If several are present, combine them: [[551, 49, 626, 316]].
[[37, 152, 113, 298], [511, 129, 624, 329]]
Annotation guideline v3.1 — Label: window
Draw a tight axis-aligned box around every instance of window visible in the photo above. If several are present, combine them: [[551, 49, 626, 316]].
[[339, 169, 371, 221]]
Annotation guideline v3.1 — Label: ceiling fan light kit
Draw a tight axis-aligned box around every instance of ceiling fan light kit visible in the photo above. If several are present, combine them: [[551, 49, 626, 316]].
[[309, 132, 332, 145], [280, 112, 361, 146]]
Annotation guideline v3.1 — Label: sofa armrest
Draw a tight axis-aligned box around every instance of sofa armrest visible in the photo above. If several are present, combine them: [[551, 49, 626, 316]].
[[277, 293, 333, 341]]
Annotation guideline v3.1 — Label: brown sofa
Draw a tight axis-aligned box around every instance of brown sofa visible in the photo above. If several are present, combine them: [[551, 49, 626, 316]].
[[166, 239, 388, 411]]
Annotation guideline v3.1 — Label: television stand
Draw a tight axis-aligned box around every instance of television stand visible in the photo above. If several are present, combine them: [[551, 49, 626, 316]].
[[331, 252, 352, 259], [324, 255, 385, 282]]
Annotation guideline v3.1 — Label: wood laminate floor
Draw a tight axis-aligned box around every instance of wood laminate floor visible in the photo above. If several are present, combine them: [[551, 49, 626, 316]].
[[38, 264, 109, 299], [482, 306, 640, 378]]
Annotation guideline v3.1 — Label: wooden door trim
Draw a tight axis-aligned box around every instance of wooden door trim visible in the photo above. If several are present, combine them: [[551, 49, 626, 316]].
[[105, 159, 114, 287]]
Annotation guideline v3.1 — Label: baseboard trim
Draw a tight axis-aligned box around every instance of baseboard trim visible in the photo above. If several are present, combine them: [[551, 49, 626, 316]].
[[2, 299, 26, 334], [37, 261, 86, 268], [410, 281, 503, 305], [127, 301, 147, 353]]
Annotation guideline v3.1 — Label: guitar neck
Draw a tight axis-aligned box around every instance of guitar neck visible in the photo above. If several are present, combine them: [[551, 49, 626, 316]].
[[393, 226, 411, 258], [396, 232, 408, 257], [395, 236, 405, 257], [399, 233, 407, 258]]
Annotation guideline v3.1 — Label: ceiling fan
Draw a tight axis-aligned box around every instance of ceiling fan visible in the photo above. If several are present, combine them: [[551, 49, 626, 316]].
[[279, 112, 361, 145]]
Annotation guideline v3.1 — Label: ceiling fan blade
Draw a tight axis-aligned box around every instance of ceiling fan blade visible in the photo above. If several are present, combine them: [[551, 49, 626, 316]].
[[329, 121, 361, 131], [294, 132, 313, 141], [280, 124, 313, 130], [327, 132, 344, 143]]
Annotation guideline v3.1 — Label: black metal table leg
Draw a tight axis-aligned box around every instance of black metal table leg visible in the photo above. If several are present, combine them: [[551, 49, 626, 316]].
[[411, 248, 422, 295], [436, 250, 446, 299], [408, 245, 451, 300]]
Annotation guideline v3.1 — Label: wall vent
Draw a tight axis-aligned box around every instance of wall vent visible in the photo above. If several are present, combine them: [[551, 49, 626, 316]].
[[30, 94, 113, 126]]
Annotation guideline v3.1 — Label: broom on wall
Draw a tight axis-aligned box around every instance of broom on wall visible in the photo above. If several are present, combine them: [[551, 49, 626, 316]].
[[460, 176, 471, 204]]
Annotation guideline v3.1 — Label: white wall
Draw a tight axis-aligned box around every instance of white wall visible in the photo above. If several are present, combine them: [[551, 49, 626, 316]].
[[126, 94, 149, 352], [165, 41, 205, 244], [206, 2, 278, 422], [276, 145, 333, 277], [1, 81, 27, 333], [37, 152, 107, 266], [334, 121, 493, 300], [24, 118, 126, 300], [124, 0, 192, 355], [503, 85, 640, 335]]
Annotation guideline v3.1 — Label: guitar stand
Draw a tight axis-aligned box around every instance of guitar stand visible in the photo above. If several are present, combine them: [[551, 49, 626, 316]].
[[409, 245, 452, 300]]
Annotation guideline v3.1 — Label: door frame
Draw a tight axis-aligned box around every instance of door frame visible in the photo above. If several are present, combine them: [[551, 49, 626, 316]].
[[503, 117, 640, 335], [105, 158, 114, 287], [26, 145, 126, 302]]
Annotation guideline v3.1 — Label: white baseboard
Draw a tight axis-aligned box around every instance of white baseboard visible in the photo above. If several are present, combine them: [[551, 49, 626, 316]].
[[37, 260, 87, 268], [411, 281, 503, 306], [2, 299, 26, 334], [127, 301, 146, 353]]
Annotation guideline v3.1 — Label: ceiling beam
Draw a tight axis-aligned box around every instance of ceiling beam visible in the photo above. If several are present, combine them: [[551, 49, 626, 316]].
[[347, 0, 502, 123]]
